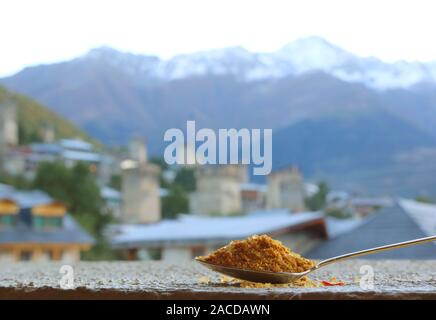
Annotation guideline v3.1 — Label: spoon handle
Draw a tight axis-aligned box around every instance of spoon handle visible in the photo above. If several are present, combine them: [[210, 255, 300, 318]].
[[317, 235, 436, 268]]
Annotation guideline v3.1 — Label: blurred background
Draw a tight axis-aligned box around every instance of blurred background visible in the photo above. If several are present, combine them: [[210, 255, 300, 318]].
[[0, 0, 436, 263]]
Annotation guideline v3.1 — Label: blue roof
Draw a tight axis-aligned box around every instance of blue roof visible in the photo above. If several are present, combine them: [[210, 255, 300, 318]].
[[325, 216, 365, 239], [31, 140, 101, 163], [9, 190, 52, 208], [0, 183, 14, 194], [61, 150, 101, 162], [31, 143, 63, 154], [100, 186, 121, 200], [59, 139, 93, 151], [107, 210, 325, 248]]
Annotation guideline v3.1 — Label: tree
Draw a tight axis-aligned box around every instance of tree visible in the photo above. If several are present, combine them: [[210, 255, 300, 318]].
[[68, 162, 102, 214], [0, 172, 33, 190], [149, 156, 169, 171], [33, 161, 119, 260], [174, 167, 196, 192], [109, 174, 121, 190], [18, 122, 41, 145], [33, 162, 102, 214], [33, 162, 71, 203], [161, 185, 189, 219], [415, 196, 435, 204], [305, 181, 329, 211]]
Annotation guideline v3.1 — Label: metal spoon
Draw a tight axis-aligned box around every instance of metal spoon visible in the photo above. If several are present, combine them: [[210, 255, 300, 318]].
[[195, 235, 436, 284]]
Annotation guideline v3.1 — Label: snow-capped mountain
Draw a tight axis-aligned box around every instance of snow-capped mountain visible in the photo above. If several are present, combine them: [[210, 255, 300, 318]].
[[82, 36, 436, 90]]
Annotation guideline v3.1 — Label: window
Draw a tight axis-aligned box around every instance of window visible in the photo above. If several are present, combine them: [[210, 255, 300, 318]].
[[31, 202, 66, 229], [33, 216, 63, 229], [0, 215, 16, 228], [20, 250, 32, 261]]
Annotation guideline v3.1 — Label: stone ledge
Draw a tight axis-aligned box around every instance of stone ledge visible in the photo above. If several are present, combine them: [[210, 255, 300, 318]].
[[1, 260, 435, 299]]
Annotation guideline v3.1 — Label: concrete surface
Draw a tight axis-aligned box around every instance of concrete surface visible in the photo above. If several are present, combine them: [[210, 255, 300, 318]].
[[0, 260, 435, 299]]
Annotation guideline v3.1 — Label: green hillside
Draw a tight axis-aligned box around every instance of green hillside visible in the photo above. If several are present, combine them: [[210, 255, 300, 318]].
[[0, 86, 99, 146]]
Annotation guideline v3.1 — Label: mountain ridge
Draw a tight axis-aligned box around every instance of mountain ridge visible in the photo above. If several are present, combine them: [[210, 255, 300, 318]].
[[8, 36, 436, 90]]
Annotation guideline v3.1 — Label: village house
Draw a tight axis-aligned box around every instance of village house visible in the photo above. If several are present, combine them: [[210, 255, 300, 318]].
[[2, 136, 114, 186], [0, 184, 94, 262]]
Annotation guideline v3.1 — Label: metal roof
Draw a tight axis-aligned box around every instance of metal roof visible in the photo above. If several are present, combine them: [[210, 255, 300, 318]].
[[107, 210, 325, 249], [31, 143, 62, 154], [59, 139, 93, 151], [0, 183, 14, 195], [307, 200, 436, 259], [61, 150, 101, 162], [100, 186, 121, 200], [351, 197, 394, 207], [324, 216, 365, 239]]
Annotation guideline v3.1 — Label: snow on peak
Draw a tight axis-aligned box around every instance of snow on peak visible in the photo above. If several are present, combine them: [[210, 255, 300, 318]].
[[275, 36, 354, 73], [153, 46, 258, 80], [82, 38, 436, 90], [84, 46, 160, 77]]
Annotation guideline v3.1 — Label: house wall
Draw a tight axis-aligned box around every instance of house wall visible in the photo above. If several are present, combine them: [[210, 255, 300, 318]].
[[0, 250, 14, 262], [241, 190, 265, 212], [61, 248, 81, 263], [161, 247, 192, 261], [0, 244, 89, 262]]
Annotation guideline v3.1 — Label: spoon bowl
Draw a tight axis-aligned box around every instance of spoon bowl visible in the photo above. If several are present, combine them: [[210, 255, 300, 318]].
[[195, 258, 313, 283]]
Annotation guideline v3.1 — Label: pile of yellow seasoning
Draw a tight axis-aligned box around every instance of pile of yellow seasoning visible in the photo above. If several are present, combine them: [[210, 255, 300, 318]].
[[197, 234, 315, 273]]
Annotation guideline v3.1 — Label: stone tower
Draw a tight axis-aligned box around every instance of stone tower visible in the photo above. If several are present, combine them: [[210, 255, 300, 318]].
[[128, 137, 147, 164], [0, 100, 18, 147], [121, 139, 161, 224], [0, 100, 18, 166], [266, 166, 306, 212], [189, 165, 243, 215]]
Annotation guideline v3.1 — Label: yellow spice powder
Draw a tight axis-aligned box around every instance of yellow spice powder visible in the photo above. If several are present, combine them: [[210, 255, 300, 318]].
[[198, 234, 315, 273]]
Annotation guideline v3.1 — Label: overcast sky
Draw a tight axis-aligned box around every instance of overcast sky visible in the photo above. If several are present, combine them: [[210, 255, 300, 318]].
[[1, 0, 436, 76]]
